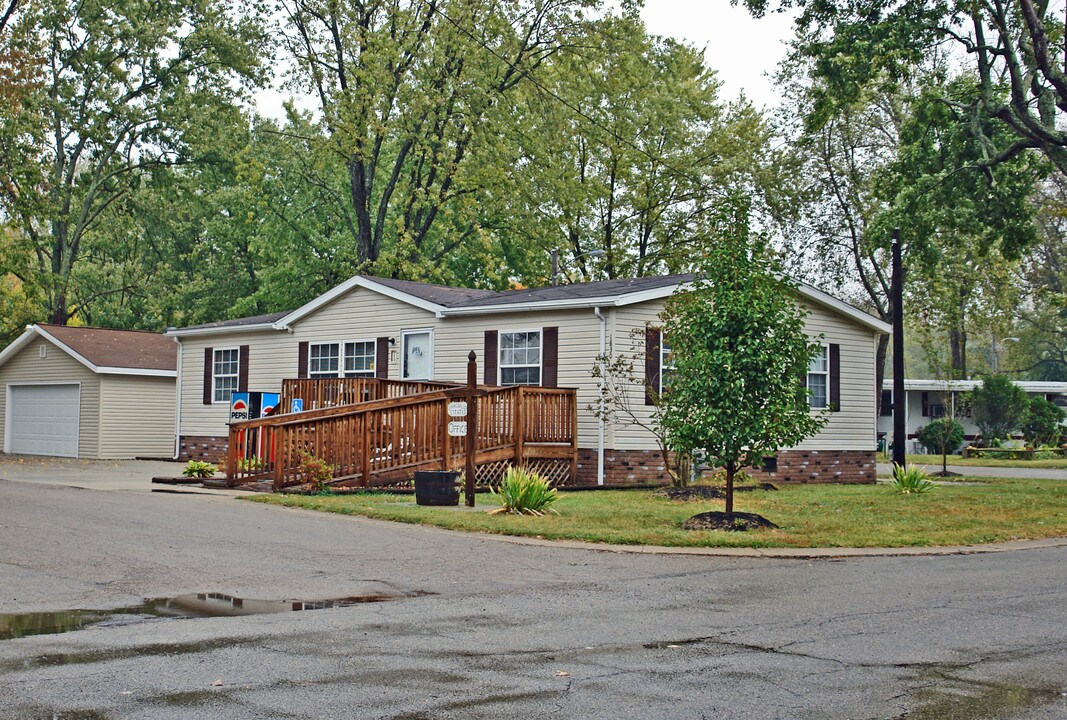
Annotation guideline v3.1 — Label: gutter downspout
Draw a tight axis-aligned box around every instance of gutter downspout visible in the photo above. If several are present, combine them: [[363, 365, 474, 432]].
[[171, 336, 182, 460], [594, 307, 607, 485]]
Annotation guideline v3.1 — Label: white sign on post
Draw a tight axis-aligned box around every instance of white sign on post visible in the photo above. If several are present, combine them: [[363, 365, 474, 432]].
[[447, 421, 468, 437], [447, 401, 468, 418]]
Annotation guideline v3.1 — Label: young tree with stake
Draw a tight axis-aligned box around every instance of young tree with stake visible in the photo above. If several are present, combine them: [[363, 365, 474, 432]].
[[659, 196, 827, 523]]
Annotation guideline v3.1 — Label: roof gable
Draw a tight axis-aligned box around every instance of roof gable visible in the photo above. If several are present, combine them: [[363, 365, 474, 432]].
[[166, 272, 890, 337], [0, 325, 177, 376]]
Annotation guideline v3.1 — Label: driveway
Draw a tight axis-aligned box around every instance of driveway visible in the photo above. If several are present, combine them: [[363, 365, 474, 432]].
[[0, 455, 237, 494], [1, 469, 1066, 718]]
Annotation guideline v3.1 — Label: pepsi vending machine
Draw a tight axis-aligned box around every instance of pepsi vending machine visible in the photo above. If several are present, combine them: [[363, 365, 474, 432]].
[[230, 392, 281, 465]]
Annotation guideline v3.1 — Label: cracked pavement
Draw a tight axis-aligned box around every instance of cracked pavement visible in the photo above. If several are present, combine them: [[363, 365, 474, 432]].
[[1, 476, 1066, 719]]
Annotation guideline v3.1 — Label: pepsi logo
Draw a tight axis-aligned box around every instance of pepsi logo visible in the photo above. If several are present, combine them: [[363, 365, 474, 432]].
[[233, 399, 248, 410]]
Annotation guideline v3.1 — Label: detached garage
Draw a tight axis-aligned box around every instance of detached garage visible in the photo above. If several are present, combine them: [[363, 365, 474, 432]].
[[0, 324, 176, 459]]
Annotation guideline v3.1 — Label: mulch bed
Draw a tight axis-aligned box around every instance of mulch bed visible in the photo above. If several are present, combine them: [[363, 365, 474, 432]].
[[653, 483, 778, 501], [683, 511, 779, 532]]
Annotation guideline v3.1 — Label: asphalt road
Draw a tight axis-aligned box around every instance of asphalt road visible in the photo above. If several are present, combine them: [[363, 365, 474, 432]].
[[0, 473, 1066, 719]]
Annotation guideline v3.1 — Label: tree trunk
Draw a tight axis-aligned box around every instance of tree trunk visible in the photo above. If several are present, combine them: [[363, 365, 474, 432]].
[[949, 327, 967, 378], [725, 462, 735, 515]]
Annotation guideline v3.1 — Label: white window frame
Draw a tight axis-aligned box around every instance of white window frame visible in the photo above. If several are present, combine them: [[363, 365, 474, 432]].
[[807, 344, 830, 410], [307, 339, 378, 379], [401, 328, 434, 380], [212, 347, 240, 404], [308, 341, 341, 379], [660, 335, 674, 394], [343, 339, 377, 378], [498, 328, 543, 387]]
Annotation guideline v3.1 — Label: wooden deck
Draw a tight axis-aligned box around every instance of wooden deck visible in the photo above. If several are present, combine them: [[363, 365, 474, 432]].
[[227, 377, 577, 491]]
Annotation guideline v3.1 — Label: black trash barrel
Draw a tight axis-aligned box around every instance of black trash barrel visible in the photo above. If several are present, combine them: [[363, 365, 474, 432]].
[[414, 471, 461, 506]]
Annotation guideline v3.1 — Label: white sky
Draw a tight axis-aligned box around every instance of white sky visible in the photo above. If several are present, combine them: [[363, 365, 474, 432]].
[[254, 1, 796, 120], [641, 0, 797, 110]]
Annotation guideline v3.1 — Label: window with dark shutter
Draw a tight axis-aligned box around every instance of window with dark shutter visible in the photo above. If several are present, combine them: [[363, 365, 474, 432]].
[[297, 341, 309, 379], [829, 343, 840, 412], [238, 345, 249, 392], [542, 327, 558, 387], [921, 391, 929, 417], [202, 347, 213, 405], [645, 327, 661, 405], [484, 331, 498, 385], [375, 337, 389, 379]]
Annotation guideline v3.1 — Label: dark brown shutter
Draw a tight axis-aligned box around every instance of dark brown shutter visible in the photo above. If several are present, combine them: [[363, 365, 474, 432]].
[[921, 392, 929, 417], [297, 341, 309, 379], [375, 337, 389, 379], [484, 330, 498, 385], [238, 345, 249, 392], [542, 326, 558, 387], [202, 347, 214, 405], [645, 327, 661, 405], [829, 343, 840, 412]]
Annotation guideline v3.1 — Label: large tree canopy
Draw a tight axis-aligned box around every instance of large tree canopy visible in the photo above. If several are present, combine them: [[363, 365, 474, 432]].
[[0, 0, 267, 326], [744, 0, 1067, 176]]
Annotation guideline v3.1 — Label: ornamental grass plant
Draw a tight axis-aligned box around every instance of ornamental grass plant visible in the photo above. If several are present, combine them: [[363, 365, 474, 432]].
[[488, 466, 559, 516]]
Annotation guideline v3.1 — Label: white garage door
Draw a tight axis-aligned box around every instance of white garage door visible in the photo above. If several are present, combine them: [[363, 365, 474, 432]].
[[8, 384, 80, 457]]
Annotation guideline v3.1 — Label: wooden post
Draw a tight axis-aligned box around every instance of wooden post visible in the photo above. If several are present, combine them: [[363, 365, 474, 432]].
[[515, 386, 525, 468], [361, 414, 372, 487], [441, 407, 451, 471], [273, 427, 284, 491], [569, 390, 578, 485], [465, 351, 477, 507]]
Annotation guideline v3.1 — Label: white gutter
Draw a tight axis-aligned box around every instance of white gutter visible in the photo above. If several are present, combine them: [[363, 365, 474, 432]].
[[164, 323, 279, 338], [173, 337, 183, 459], [594, 307, 607, 485]]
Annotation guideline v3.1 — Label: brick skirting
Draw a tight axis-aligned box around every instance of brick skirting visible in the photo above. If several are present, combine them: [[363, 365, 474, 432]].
[[179, 436, 229, 462], [181, 435, 875, 485], [576, 448, 876, 485]]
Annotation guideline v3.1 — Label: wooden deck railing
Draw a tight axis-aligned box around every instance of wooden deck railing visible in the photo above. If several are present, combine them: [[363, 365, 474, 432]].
[[279, 377, 459, 413], [227, 383, 577, 490]]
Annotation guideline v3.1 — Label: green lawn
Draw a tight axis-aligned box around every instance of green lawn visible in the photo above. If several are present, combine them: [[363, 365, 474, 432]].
[[245, 478, 1067, 548], [904, 453, 1067, 469]]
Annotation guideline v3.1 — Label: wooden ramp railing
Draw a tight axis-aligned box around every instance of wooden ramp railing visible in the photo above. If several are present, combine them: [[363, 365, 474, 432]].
[[279, 377, 460, 413], [227, 382, 577, 491]]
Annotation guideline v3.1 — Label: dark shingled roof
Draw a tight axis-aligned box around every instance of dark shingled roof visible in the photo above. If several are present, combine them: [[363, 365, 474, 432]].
[[365, 276, 497, 306], [447, 274, 693, 308], [174, 310, 291, 332], [40, 324, 176, 371]]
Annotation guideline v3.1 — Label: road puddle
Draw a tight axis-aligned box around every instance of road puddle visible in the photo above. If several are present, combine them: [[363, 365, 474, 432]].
[[0, 590, 431, 641]]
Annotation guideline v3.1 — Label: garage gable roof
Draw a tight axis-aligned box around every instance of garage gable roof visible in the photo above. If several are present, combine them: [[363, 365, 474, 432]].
[[0, 325, 177, 377]]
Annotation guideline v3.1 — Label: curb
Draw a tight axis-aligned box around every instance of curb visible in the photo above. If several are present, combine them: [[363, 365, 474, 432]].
[[470, 533, 1067, 558]]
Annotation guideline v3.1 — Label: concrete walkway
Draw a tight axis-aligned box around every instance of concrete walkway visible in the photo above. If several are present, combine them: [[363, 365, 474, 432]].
[[0, 455, 242, 495], [876, 461, 1067, 479]]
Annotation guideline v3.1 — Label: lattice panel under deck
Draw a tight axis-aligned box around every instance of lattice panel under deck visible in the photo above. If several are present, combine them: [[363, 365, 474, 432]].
[[474, 459, 573, 488]]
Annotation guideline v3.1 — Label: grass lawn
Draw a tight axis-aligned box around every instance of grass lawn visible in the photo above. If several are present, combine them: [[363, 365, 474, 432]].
[[904, 453, 1067, 469], [245, 478, 1067, 548]]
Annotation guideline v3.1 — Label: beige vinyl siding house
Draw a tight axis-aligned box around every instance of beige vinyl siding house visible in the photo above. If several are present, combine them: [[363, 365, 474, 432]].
[[0, 325, 176, 459], [169, 274, 889, 484]]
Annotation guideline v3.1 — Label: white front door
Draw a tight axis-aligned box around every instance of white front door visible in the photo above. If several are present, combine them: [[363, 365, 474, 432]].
[[401, 330, 433, 380], [8, 384, 81, 457]]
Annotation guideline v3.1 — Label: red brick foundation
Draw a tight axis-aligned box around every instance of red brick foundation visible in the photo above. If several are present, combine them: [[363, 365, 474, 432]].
[[179, 436, 229, 463], [576, 448, 876, 485]]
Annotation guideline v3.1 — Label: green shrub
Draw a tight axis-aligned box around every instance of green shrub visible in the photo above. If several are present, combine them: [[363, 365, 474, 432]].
[[182, 460, 218, 478], [890, 464, 935, 495], [488, 466, 559, 516], [237, 456, 266, 473], [917, 418, 965, 456], [971, 376, 1029, 443], [298, 453, 337, 493], [1023, 397, 1066, 447]]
